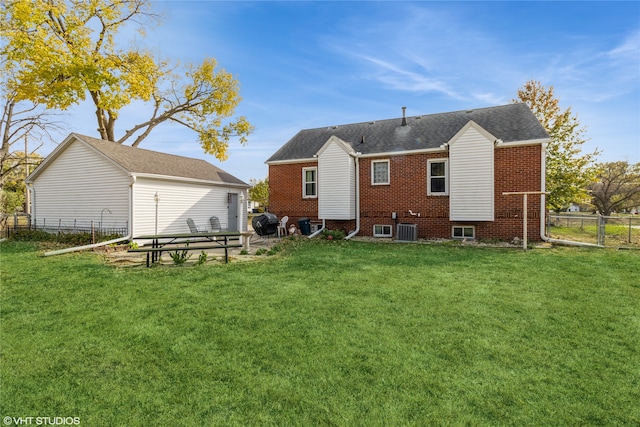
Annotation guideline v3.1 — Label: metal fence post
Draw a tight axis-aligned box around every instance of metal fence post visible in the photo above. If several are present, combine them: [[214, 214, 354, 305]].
[[547, 214, 551, 236], [598, 215, 605, 246]]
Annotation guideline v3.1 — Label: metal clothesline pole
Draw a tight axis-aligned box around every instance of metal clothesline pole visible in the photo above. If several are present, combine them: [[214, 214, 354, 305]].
[[502, 191, 549, 251]]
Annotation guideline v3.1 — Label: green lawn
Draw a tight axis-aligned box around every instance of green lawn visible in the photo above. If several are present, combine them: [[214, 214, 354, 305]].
[[1, 240, 638, 426]]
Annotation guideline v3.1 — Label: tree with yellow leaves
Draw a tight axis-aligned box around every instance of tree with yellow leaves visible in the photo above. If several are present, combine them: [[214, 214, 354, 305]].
[[515, 80, 599, 211], [248, 178, 269, 211], [1, 55, 61, 215], [0, 0, 252, 160]]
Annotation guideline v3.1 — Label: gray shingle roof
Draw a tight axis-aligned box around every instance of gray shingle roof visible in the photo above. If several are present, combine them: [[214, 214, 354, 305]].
[[74, 133, 248, 186], [267, 103, 549, 162]]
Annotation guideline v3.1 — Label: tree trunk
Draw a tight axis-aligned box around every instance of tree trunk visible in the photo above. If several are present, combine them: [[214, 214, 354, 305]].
[[106, 110, 117, 142], [0, 102, 15, 191]]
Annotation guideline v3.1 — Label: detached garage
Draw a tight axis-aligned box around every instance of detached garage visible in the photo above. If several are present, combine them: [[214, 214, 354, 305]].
[[25, 133, 249, 239]]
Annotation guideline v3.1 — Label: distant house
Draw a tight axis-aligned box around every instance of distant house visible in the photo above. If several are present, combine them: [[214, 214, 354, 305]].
[[266, 103, 550, 241], [26, 133, 249, 237]]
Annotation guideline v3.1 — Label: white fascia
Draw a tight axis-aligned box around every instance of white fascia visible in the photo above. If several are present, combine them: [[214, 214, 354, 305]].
[[266, 158, 318, 165], [358, 147, 447, 159], [131, 172, 250, 188], [495, 138, 551, 148]]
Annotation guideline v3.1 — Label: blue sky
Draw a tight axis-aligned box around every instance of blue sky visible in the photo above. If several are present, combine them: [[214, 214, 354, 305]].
[[56, 1, 639, 183]]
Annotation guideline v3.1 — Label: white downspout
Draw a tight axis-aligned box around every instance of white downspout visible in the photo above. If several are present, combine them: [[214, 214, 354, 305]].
[[44, 176, 135, 256], [26, 183, 35, 225], [345, 152, 361, 240], [538, 141, 603, 248], [308, 219, 326, 238], [43, 233, 132, 256]]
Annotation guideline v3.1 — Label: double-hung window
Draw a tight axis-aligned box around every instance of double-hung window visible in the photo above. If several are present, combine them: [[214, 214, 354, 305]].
[[372, 160, 390, 185], [427, 159, 448, 195], [302, 167, 317, 198]]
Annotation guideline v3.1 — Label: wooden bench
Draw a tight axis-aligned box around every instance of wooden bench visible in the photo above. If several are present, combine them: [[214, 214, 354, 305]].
[[129, 232, 243, 266]]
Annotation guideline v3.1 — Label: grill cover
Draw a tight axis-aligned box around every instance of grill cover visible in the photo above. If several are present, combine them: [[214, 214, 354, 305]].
[[252, 213, 279, 236]]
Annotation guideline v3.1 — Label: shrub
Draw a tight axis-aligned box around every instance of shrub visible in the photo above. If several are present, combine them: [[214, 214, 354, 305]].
[[10, 229, 54, 242], [10, 229, 123, 246], [321, 229, 345, 240], [267, 244, 282, 256], [195, 251, 208, 266], [169, 242, 192, 265]]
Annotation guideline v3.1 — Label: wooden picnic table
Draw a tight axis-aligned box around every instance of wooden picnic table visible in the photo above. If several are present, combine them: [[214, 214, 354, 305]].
[[130, 231, 243, 266]]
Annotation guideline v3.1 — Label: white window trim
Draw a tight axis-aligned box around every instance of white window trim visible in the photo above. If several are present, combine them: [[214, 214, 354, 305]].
[[373, 224, 393, 237], [302, 167, 317, 198], [371, 159, 390, 185], [452, 226, 475, 239], [427, 158, 448, 196]]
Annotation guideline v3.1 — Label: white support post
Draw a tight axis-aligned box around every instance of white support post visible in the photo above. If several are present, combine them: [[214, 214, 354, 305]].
[[502, 191, 549, 251]]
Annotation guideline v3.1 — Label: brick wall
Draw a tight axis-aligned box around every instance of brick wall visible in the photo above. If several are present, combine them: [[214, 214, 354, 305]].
[[269, 161, 318, 220], [268, 144, 543, 241]]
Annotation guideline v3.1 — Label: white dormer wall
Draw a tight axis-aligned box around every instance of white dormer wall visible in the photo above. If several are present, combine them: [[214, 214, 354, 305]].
[[448, 121, 495, 221], [317, 136, 356, 220]]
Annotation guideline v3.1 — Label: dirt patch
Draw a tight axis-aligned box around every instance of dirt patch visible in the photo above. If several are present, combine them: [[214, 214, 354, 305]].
[[98, 233, 283, 267]]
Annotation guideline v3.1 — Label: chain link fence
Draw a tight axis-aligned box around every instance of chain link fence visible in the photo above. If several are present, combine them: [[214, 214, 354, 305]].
[[547, 213, 640, 248]]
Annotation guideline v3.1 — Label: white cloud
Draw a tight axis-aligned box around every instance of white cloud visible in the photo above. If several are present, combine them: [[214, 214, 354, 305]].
[[607, 30, 640, 59], [354, 54, 462, 99]]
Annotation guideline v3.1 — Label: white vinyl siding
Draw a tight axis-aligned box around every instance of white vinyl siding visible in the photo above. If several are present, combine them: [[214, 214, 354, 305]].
[[31, 141, 129, 230], [132, 178, 239, 237], [449, 125, 495, 221], [317, 137, 356, 220], [29, 135, 248, 241], [371, 160, 389, 185]]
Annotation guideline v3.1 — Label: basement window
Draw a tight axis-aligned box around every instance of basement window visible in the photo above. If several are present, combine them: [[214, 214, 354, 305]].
[[452, 226, 475, 239], [373, 224, 392, 237]]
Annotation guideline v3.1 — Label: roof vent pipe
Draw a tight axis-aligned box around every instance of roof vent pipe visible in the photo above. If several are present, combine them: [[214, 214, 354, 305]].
[[401, 106, 407, 126]]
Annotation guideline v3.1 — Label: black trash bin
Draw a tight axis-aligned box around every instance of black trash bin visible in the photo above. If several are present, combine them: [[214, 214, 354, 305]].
[[298, 217, 311, 236]]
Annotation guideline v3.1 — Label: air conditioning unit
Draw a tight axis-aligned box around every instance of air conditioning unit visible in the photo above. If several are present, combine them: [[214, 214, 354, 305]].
[[396, 223, 417, 242]]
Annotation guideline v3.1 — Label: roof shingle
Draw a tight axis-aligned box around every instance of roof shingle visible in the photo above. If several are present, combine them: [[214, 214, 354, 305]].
[[267, 103, 549, 162], [74, 133, 247, 186]]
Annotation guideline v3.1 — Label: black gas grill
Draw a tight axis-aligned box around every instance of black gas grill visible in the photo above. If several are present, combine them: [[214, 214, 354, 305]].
[[252, 213, 279, 236]]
